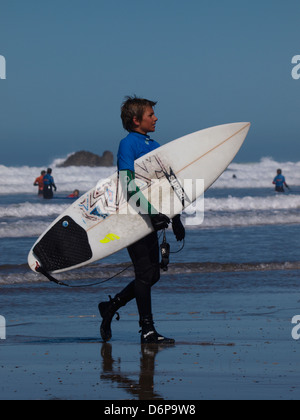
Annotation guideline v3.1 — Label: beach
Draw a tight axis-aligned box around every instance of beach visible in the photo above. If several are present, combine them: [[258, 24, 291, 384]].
[[1, 158, 300, 400], [1, 267, 300, 400]]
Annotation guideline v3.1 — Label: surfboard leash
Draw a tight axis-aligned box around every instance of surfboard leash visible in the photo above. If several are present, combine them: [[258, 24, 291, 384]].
[[35, 262, 133, 288], [35, 265, 72, 287], [35, 229, 185, 288]]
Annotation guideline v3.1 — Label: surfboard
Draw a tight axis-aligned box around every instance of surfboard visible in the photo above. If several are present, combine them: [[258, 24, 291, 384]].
[[28, 122, 250, 274]]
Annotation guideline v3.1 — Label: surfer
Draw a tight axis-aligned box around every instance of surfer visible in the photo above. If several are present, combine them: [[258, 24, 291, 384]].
[[43, 168, 57, 199], [33, 170, 46, 195], [67, 189, 80, 199], [273, 169, 290, 193], [98, 96, 185, 345]]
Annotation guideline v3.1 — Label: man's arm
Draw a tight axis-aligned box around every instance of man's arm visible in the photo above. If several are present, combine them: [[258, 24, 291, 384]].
[[119, 169, 170, 230], [51, 177, 57, 191], [282, 176, 290, 189], [119, 169, 157, 215]]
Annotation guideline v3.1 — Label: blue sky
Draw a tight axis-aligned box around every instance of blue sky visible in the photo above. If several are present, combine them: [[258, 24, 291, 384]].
[[0, 0, 300, 166]]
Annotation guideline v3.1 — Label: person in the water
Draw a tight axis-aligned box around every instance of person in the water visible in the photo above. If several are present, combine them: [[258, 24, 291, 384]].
[[34, 170, 46, 195], [67, 189, 80, 199], [43, 168, 57, 199], [272, 169, 290, 193]]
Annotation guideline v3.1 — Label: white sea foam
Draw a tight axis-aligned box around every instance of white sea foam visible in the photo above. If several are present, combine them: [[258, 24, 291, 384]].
[[184, 193, 300, 228], [2, 259, 300, 286], [1, 194, 296, 220], [204, 194, 300, 212], [185, 211, 300, 229], [0, 156, 299, 238], [0, 162, 116, 195], [1, 193, 299, 237], [215, 157, 300, 189], [0, 220, 50, 238], [0, 202, 69, 218], [0, 156, 299, 194]]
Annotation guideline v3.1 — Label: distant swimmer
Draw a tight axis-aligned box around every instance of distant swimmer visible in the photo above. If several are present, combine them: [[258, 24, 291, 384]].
[[43, 168, 57, 199], [67, 189, 80, 199], [273, 169, 290, 193], [34, 170, 46, 195]]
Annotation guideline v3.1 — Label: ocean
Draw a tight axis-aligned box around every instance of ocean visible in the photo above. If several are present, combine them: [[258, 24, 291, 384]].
[[0, 156, 299, 286]]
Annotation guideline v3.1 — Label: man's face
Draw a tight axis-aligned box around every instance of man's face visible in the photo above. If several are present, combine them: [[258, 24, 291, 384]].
[[133, 106, 158, 135]]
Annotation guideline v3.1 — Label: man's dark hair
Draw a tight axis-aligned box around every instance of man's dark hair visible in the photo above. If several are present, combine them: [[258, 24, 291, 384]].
[[121, 96, 157, 132]]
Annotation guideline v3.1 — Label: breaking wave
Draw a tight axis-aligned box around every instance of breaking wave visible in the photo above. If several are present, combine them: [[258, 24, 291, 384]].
[[0, 156, 300, 195], [1, 193, 299, 238]]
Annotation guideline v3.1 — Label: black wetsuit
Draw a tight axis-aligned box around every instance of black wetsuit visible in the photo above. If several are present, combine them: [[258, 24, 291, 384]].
[[115, 132, 161, 318], [115, 232, 160, 317], [43, 173, 56, 199]]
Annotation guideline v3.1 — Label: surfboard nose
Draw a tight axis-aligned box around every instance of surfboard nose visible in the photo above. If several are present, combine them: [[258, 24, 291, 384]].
[[233, 122, 251, 145], [31, 216, 93, 273]]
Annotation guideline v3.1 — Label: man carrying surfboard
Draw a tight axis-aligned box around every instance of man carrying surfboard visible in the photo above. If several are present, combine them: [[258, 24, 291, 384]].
[[98, 96, 185, 344]]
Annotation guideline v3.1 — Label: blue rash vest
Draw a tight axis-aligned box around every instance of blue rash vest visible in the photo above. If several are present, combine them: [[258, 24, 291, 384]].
[[43, 174, 55, 186], [117, 132, 160, 172], [273, 174, 285, 187]]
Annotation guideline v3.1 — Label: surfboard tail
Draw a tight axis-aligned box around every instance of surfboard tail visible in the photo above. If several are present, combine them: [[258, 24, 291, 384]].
[[30, 216, 93, 273]]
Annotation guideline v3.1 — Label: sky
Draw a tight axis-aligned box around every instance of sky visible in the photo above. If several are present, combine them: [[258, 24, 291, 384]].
[[0, 0, 300, 166]]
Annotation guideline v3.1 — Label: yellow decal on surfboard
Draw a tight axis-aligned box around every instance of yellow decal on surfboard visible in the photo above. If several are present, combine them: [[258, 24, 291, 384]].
[[100, 233, 120, 244]]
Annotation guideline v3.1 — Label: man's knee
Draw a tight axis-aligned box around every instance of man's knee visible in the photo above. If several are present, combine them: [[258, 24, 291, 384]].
[[135, 263, 160, 287], [151, 265, 160, 286]]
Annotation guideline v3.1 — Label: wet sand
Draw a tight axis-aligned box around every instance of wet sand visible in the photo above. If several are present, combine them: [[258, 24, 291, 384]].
[[1, 270, 300, 400]]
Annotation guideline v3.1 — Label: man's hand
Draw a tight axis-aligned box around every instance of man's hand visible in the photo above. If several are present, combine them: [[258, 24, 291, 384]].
[[151, 213, 170, 231], [172, 215, 185, 241]]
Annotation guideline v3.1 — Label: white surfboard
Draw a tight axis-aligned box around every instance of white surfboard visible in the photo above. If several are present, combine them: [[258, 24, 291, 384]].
[[28, 122, 250, 274]]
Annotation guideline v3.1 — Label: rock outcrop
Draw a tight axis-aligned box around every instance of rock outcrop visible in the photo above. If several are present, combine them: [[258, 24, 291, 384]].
[[58, 150, 114, 167]]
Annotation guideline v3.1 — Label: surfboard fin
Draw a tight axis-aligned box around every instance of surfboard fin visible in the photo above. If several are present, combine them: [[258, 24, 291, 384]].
[[35, 264, 71, 287]]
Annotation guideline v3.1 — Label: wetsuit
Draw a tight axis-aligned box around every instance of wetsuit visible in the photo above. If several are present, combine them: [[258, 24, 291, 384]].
[[117, 131, 160, 172], [43, 173, 56, 199], [34, 175, 44, 195], [115, 132, 161, 318], [273, 174, 286, 193], [98, 131, 185, 343]]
